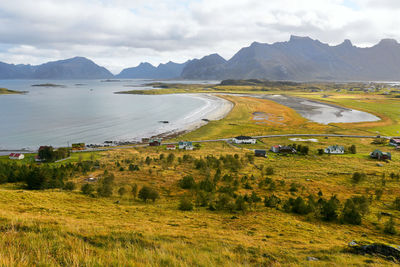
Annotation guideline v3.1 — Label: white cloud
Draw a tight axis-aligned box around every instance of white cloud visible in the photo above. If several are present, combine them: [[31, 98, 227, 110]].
[[0, 0, 399, 74]]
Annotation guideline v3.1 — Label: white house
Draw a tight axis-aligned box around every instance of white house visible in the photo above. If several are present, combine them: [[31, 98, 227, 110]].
[[324, 145, 345, 154], [179, 141, 193, 150], [166, 145, 176, 150], [9, 153, 24, 160], [232, 136, 256, 144]]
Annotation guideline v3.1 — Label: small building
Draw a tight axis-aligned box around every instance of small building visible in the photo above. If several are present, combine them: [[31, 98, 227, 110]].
[[270, 145, 296, 154], [179, 141, 193, 150], [9, 153, 24, 160], [149, 138, 162, 146], [34, 155, 43, 162], [232, 135, 256, 144], [389, 138, 400, 147], [72, 143, 85, 150], [166, 145, 176, 150], [270, 145, 280, 153], [255, 149, 267, 157], [324, 145, 345, 154], [370, 149, 392, 160]]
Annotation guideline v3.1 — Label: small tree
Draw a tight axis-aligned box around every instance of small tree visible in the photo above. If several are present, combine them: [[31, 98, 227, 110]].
[[138, 186, 159, 202], [81, 183, 94, 195], [349, 145, 357, 154], [384, 217, 397, 235], [64, 181, 76, 191], [118, 186, 127, 197], [179, 175, 196, 189], [265, 167, 274, 175], [318, 149, 324, 155], [131, 184, 138, 199], [178, 197, 193, 211]]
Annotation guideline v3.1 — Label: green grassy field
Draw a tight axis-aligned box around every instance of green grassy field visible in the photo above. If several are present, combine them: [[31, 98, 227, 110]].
[[0, 88, 25, 95], [1, 85, 400, 266]]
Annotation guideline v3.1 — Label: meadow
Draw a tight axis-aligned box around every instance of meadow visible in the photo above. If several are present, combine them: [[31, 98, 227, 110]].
[[1, 82, 400, 266]]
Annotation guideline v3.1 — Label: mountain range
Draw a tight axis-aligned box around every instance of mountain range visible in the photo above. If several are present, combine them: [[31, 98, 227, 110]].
[[1, 36, 400, 81]]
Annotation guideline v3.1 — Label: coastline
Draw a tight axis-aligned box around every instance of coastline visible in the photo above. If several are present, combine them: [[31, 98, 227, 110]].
[[149, 93, 234, 140], [0, 93, 234, 151]]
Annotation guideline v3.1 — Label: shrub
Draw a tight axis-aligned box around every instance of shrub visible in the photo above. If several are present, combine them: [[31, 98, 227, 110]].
[[318, 149, 324, 155], [81, 183, 94, 195], [265, 167, 274, 175], [342, 199, 362, 225], [131, 184, 138, 199], [392, 197, 400, 211], [264, 194, 281, 208], [64, 181, 76, 191], [349, 145, 357, 154], [138, 186, 159, 202], [178, 198, 193, 211], [320, 196, 340, 221], [384, 217, 397, 235], [118, 186, 127, 196], [352, 172, 366, 184], [179, 175, 196, 189], [97, 174, 115, 197]]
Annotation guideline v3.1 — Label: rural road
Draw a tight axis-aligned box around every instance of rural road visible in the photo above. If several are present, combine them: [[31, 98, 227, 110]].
[[72, 133, 385, 153]]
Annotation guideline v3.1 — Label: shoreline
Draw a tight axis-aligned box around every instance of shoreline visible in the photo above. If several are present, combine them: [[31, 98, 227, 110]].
[[149, 93, 234, 140], [0, 93, 234, 151]]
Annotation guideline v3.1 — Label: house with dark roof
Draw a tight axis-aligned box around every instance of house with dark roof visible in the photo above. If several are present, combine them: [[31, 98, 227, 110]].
[[255, 150, 267, 157], [149, 138, 162, 146], [232, 136, 256, 144], [370, 149, 391, 160]]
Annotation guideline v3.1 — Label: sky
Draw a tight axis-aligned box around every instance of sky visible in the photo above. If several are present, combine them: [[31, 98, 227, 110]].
[[0, 0, 399, 74]]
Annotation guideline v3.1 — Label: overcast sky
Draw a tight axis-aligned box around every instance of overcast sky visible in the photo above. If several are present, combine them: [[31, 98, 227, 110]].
[[0, 0, 399, 74]]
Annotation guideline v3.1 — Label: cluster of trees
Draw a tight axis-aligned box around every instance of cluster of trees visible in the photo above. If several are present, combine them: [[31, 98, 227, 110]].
[[80, 171, 159, 202], [38, 146, 69, 162], [0, 161, 98, 189], [289, 144, 309, 155], [264, 193, 370, 225]]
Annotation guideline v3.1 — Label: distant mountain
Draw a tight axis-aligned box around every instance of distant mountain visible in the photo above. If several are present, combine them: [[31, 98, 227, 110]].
[[181, 36, 400, 81], [181, 54, 227, 80], [116, 61, 187, 79], [0, 57, 113, 79]]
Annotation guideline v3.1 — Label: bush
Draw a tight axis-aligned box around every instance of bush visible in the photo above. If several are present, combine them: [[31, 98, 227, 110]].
[[64, 181, 76, 191], [179, 176, 196, 189], [178, 198, 193, 211], [352, 172, 366, 184], [81, 183, 95, 195], [97, 174, 115, 197], [384, 217, 397, 235], [342, 199, 362, 225], [318, 149, 324, 155], [118, 186, 127, 196], [393, 197, 400, 210], [131, 184, 138, 199], [320, 196, 340, 221], [348, 145, 357, 154], [265, 167, 274, 175], [138, 186, 159, 202], [264, 194, 281, 208]]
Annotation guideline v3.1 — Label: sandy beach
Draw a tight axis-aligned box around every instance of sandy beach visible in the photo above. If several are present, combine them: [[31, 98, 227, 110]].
[[149, 93, 234, 139]]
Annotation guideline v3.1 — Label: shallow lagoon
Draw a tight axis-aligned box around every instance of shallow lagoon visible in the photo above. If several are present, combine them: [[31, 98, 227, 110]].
[[259, 94, 380, 124]]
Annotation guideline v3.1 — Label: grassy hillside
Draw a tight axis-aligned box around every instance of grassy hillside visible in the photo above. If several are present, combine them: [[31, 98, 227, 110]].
[[1, 88, 400, 266]]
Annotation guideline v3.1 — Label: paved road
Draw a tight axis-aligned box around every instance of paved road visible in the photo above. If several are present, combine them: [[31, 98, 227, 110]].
[[72, 133, 387, 153]]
